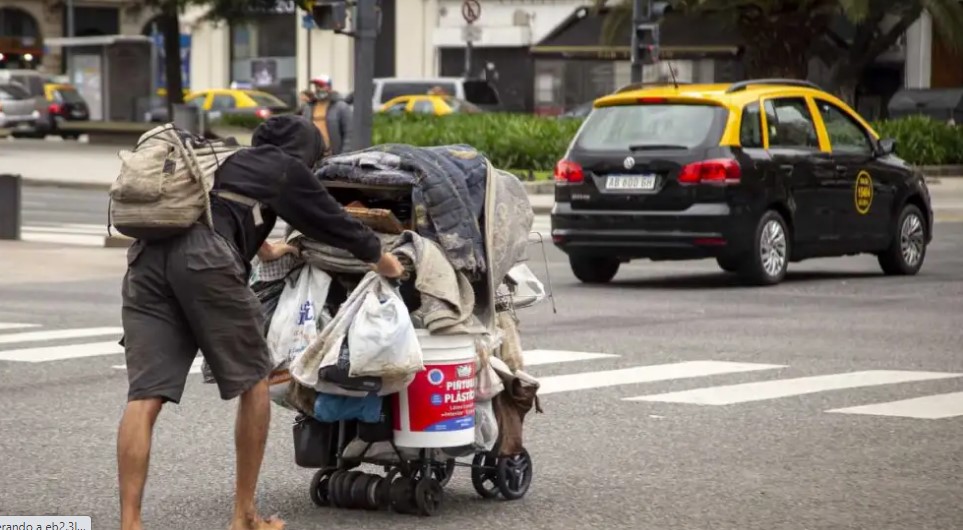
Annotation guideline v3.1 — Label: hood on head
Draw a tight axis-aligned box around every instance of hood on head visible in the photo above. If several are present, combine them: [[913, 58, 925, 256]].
[[251, 115, 323, 167]]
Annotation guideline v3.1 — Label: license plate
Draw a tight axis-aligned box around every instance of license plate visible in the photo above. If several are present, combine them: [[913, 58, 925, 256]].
[[606, 174, 656, 190], [72, 110, 85, 117], [15, 122, 32, 130]]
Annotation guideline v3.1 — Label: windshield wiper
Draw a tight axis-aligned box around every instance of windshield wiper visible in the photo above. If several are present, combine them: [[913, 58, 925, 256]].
[[628, 143, 688, 151]]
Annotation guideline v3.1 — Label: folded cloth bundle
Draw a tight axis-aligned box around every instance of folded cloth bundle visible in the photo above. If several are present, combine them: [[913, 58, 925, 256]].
[[295, 231, 401, 274]]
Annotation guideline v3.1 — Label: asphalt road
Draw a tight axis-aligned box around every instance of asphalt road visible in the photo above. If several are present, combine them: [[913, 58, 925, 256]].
[[2, 214, 962, 528]]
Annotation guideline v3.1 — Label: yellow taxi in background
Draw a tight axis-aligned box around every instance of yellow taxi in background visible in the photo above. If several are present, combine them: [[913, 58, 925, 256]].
[[552, 78, 933, 286], [146, 88, 290, 122], [379, 94, 482, 116]]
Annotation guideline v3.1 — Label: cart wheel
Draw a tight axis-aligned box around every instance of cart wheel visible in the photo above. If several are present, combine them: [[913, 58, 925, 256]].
[[349, 473, 370, 509], [470, 452, 500, 499], [364, 474, 383, 510], [389, 475, 417, 514], [414, 478, 443, 517], [379, 468, 401, 509], [327, 470, 346, 507], [495, 448, 533, 500], [341, 471, 364, 509], [309, 467, 337, 507]]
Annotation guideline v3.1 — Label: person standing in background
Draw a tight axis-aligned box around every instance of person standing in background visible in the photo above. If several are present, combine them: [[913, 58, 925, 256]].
[[300, 75, 353, 158]]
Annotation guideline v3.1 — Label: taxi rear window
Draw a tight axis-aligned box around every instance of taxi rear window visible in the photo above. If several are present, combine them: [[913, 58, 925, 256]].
[[576, 103, 724, 151]]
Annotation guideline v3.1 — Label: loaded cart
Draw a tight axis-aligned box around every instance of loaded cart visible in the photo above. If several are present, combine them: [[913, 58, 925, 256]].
[[250, 144, 550, 516]]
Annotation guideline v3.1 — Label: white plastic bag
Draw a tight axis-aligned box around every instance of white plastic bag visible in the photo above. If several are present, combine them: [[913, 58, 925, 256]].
[[505, 263, 547, 309], [266, 266, 332, 369], [473, 399, 498, 452], [475, 360, 505, 401], [347, 278, 424, 378]]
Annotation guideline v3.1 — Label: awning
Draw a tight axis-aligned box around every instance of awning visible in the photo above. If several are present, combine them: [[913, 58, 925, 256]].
[[531, 6, 741, 59]]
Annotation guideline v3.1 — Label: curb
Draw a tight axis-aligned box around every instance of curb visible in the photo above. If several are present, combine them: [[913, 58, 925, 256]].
[[23, 178, 112, 191]]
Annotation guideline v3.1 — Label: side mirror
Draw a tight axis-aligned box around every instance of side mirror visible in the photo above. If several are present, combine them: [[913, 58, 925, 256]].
[[878, 138, 896, 156]]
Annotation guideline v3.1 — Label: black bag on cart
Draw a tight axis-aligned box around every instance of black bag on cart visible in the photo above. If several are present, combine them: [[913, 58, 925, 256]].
[[293, 414, 359, 468], [357, 398, 393, 443]]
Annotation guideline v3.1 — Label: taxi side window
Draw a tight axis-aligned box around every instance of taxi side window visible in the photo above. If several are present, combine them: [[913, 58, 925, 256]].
[[816, 100, 874, 155], [211, 95, 236, 110], [765, 98, 819, 150], [740, 103, 763, 148]]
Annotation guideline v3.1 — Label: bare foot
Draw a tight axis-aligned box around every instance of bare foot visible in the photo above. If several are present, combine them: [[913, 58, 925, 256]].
[[229, 514, 285, 530]]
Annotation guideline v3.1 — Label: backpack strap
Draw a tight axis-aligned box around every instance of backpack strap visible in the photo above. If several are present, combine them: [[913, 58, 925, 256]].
[[211, 190, 264, 227]]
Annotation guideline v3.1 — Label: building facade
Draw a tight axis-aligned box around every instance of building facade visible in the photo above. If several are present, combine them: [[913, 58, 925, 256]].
[[0, 1, 158, 73]]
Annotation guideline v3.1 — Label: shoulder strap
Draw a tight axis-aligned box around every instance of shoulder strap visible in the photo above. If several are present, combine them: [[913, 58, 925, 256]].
[[210, 190, 264, 227]]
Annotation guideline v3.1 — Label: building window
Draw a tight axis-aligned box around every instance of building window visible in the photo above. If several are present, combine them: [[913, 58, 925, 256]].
[[230, 14, 297, 106]]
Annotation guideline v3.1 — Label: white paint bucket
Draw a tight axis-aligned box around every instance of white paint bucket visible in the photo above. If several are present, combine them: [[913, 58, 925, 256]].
[[391, 331, 477, 448]]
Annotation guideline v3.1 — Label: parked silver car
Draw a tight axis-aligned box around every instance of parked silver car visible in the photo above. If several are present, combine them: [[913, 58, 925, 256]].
[[0, 83, 40, 131]]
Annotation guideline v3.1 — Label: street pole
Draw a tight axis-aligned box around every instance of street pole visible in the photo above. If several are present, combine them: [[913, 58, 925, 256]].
[[306, 26, 312, 88], [632, 0, 652, 83], [351, 0, 377, 149], [66, 0, 75, 77], [464, 23, 473, 77]]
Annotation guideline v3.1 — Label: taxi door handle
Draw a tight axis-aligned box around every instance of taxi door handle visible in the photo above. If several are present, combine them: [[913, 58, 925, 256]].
[[779, 164, 794, 175]]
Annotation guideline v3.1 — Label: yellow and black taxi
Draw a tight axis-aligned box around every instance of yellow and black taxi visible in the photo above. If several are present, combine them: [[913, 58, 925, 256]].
[[379, 94, 482, 116], [43, 82, 89, 138], [551, 79, 933, 286]]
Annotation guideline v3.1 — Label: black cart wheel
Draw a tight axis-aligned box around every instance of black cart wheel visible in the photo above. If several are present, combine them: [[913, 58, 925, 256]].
[[495, 448, 533, 500], [470, 452, 500, 499], [570, 255, 620, 284], [349, 473, 375, 509], [414, 478, 444, 516], [389, 476, 417, 514], [364, 474, 383, 511], [340, 471, 364, 509], [379, 468, 401, 509], [327, 470, 346, 507], [309, 467, 337, 507]]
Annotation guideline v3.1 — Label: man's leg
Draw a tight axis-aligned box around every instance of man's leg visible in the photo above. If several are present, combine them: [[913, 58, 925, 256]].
[[230, 379, 284, 530], [170, 226, 282, 529], [117, 398, 164, 530]]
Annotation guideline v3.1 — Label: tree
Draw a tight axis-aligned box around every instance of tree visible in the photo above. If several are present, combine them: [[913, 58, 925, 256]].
[[597, 0, 963, 101], [137, 0, 282, 119]]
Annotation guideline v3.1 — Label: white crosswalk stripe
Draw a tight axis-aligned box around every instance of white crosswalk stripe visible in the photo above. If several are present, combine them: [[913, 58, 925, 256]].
[[3, 320, 962, 420], [20, 222, 289, 247], [21, 219, 547, 247]]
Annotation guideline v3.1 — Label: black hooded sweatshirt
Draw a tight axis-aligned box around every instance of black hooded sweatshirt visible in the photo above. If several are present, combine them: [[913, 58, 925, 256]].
[[209, 115, 382, 269]]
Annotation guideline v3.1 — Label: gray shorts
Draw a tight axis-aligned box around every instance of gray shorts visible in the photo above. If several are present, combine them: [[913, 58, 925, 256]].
[[121, 223, 273, 403]]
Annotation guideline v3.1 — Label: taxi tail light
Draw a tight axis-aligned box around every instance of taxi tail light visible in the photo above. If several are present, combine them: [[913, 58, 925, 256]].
[[555, 159, 584, 184], [637, 97, 668, 104], [48, 103, 63, 115], [255, 107, 272, 120], [678, 159, 741, 185]]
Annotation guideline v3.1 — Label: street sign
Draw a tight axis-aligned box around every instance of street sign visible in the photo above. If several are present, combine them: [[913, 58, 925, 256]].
[[461, 0, 481, 23], [462, 25, 482, 42], [302, 14, 316, 29]]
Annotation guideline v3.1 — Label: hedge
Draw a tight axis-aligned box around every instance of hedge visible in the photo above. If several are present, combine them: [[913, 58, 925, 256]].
[[218, 112, 963, 170]]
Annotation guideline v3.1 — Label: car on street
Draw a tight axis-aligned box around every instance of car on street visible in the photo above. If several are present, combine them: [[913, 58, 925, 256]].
[[379, 94, 483, 115], [43, 82, 90, 139], [0, 82, 40, 133], [551, 78, 934, 286], [145, 88, 290, 123], [362, 77, 503, 112], [0, 69, 50, 137]]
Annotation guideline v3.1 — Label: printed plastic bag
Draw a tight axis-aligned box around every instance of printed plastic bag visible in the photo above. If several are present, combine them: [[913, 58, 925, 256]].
[[347, 278, 424, 378], [266, 266, 332, 369]]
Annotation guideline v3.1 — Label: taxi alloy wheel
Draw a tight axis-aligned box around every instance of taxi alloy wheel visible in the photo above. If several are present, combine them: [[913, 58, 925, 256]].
[[741, 210, 789, 286], [570, 256, 620, 284], [879, 204, 926, 276]]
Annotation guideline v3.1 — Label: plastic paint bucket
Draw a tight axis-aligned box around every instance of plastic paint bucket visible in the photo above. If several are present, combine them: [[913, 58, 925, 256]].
[[392, 331, 476, 448]]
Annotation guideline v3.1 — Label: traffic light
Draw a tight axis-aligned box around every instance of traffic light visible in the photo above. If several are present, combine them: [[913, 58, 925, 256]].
[[310, 0, 348, 30], [633, 23, 660, 65]]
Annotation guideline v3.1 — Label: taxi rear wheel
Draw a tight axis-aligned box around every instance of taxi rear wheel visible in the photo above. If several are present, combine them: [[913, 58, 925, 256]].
[[716, 256, 741, 273], [740, 210, 790, 286], [878, 204, 926, 276], [570, 256, 620, 284]]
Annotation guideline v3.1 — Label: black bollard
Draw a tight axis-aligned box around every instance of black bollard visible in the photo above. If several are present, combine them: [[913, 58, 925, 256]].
[[0, 174, 22, 240]]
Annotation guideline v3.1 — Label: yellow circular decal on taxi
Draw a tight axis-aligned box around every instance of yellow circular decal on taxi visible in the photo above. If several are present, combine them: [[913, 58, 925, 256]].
[[855, 171, 873, 215]]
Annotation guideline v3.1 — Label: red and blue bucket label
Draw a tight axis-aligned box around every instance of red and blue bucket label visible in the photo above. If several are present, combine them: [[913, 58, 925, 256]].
[[401, 362, 476, 433]]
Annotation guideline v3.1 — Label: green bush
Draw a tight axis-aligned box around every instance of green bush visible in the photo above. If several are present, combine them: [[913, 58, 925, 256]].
[[872, 115, 963, 166], [217, 111, 963, 169]]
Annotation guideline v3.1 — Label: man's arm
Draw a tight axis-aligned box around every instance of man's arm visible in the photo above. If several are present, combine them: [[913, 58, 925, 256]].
[[268, 158, 381, 264]]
